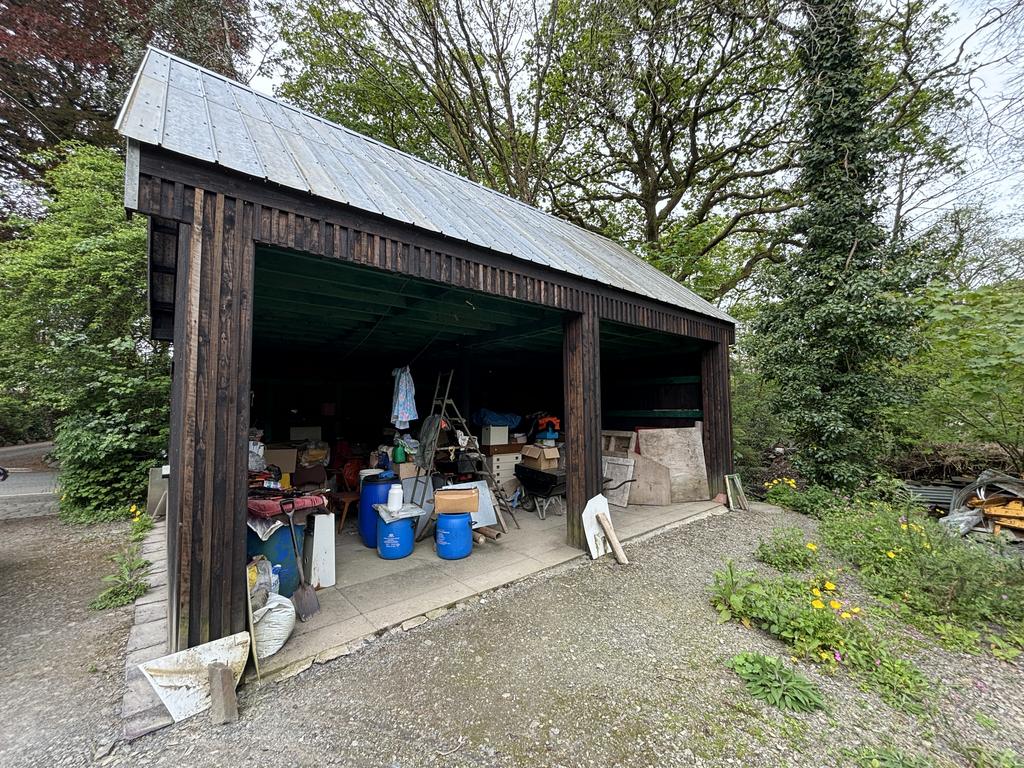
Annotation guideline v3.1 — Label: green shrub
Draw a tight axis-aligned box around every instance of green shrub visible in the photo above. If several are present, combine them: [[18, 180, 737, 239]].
[[727, 652, 824, 712], [819, 497, 1024, 632], [756, 527, 819, 572], [711, 561, 930, 713], [90, 544, 151, 610], [55, 349, 169, 523], [769, 482, 1024, 657]]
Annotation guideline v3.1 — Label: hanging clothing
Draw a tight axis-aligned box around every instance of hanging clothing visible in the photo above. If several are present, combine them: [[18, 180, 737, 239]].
[[391, 366, 418, 430]]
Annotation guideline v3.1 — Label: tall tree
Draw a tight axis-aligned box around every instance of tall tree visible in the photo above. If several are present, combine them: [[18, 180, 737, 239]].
[[542, 0, 801, 295], [752, 0, 926, 487], [0, 0, 261, 214], [274, 0, 565, 204]]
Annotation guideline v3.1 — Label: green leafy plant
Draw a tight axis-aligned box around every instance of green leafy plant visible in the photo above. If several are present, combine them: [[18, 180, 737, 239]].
[[965, 747, 1024, 768], [711, 561, 930, 712], [90, 544, 151, 610], [727, 652, 824, 712], [756, 526, 819, 572], [129, 507, 154, 543], [987, 634, 1022, 663], [846, 746, 936, 768]]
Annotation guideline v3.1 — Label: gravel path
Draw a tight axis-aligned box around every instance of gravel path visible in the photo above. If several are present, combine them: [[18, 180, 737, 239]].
[[0, 514, 132, 767], [100, 505, 1023, 768]]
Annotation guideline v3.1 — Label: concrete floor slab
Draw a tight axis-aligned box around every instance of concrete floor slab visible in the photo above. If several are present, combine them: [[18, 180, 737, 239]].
[[250, 500, 726, 682]]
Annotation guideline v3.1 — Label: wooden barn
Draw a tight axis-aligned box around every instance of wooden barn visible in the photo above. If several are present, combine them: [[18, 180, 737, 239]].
[[117, 49, 735, 654]]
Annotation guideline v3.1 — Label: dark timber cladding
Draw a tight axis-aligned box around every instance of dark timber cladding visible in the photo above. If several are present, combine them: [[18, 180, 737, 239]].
[[117, 49, 736, 651]]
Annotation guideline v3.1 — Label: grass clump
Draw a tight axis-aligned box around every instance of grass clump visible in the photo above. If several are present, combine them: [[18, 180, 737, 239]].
[[756, 526, 819, 572], [846, 746, 936, 768], [90, 544, 151, 610], [726, 652, 824, 712]]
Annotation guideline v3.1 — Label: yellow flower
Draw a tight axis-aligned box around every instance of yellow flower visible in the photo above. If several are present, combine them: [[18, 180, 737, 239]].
[[811, 588, 822, 597], [824, 581, 836, 591], [819, 651, 829, 660], [811, 599, 825, 610], [806, 542, 818, 552], [840, 612, 852, 619], [791, 656, 798, 662], [852, 607, 861, 614], [900, 523, 908, 530], [829, 599, 842, 610], [886, 550, 896, 559]]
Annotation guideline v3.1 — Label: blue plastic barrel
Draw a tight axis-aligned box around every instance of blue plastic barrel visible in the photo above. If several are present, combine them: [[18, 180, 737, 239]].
[[359, 475, 400, 548], [435, 512, 473, 560], [377, 514, 415, 559], [246, 523, 304, 597]]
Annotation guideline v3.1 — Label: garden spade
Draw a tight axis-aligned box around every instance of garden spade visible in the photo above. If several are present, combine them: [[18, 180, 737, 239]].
[[280, 500, 320, 621]]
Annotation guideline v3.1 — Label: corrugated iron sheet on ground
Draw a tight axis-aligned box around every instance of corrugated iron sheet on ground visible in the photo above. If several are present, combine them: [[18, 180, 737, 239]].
[[116, 48, 734, 324]]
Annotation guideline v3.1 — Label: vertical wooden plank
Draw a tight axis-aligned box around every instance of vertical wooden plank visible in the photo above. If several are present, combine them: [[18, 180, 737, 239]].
[[230, 201, 256, 635], [208, 194, 233, 639], [700, 340, 733, 497], [563, 297, 602, 550], [174, 188, 205, 649], [190, 190, 218, 646]]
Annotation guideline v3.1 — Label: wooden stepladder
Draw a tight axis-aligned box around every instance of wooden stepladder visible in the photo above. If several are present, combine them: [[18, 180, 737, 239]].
[[412, 371, 520, 540]]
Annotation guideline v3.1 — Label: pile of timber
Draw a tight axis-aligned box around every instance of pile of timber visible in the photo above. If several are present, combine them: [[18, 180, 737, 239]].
[[968, 497, 1024, 536]]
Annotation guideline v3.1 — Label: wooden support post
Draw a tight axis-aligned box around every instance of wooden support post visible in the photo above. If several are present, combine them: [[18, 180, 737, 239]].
[[563, 299, 603, 550], [700, 339, 734, 499], [169, 191, 254, 650]]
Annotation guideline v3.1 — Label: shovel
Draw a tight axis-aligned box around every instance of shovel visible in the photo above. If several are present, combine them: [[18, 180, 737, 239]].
[[281, 499, 320, 621]]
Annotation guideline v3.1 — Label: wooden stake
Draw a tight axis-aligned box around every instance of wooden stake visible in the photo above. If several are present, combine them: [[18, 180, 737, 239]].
[[595, 513, 628, 565]]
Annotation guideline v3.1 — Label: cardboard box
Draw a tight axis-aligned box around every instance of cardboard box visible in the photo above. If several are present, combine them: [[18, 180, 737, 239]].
[[521, 445, 560, 471], [395, 461, 420, 480], [263, 445, 297, 473], [433, 487, 480, 514], [480, 426, 508, 446], [289, 426, 322, 441]]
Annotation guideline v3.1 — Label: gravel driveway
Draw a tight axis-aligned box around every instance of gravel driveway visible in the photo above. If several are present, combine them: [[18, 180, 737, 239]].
[[97, 505, 1023, 768], [0, 515, 131, 767]]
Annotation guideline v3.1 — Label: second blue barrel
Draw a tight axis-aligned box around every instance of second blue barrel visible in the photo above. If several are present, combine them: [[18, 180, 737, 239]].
[[377, 514, 415, 559], [359, 475, 400, 548], [435, 512, 473, 560]]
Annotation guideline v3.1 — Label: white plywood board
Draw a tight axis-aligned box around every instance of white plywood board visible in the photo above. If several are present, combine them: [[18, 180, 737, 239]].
[[637, 425, 710, 502], [582, 495, 613, 559], [140, 632, 250, 722], [602, 456, 634, 507]]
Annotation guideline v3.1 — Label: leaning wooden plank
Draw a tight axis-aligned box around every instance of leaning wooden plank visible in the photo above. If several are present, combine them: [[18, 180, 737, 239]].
[[596, 512, 629, 565]]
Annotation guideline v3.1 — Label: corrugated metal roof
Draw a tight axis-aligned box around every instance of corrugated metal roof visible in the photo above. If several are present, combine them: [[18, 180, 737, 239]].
[[116, 48, 735, 325]]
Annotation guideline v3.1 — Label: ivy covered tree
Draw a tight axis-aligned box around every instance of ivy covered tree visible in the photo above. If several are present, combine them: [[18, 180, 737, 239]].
[[753, 0, 926, 487]]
